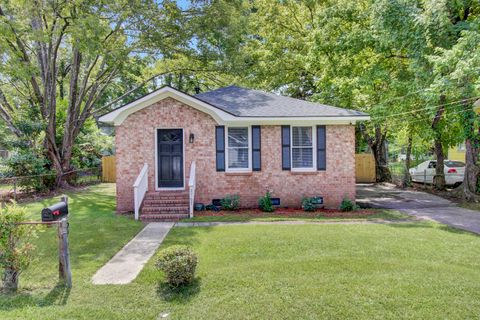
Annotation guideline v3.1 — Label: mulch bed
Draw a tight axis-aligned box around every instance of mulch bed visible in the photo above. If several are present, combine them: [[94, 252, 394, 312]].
[[194, 208, 380, 218]]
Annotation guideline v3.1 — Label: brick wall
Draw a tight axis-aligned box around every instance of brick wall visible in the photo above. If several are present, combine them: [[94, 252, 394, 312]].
[[116, 97, 356, 212]]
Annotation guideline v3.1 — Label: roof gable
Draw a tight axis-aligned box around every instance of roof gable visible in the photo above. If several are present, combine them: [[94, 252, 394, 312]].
[[98, 85, 369, 126], [98, 86, 236, 126]]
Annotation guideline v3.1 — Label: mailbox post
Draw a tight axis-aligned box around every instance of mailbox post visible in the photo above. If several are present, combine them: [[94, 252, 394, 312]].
[[40, 195, 72, 287]]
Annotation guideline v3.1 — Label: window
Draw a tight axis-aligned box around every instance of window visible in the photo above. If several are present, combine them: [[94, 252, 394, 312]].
[[291, 126, 315, 169], [445, 161, 465, 168], [226, 127, 250, 171], [457, 143, 466, 152]]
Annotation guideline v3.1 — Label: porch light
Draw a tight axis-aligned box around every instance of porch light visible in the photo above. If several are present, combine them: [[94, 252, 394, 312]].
[[189, 133, 195, 143]]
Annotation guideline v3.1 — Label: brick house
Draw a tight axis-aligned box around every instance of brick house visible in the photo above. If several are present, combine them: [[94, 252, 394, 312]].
[[99, 86, 369, 221]]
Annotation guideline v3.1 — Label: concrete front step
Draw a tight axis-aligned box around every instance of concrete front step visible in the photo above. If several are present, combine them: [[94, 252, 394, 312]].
[[140, 213, 189, 222], [145, 192, 189, 200], [143, 199, 189, 206], [142, 191, 190, 221], [142, 206, 189, 213]]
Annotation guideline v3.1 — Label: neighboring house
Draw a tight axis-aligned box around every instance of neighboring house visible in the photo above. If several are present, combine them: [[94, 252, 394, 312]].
[[99, 86, 369, 220], [448, 143, 466, 162]]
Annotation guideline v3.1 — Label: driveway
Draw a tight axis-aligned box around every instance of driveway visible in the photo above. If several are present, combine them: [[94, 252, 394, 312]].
[[357, 183, 480, 234]]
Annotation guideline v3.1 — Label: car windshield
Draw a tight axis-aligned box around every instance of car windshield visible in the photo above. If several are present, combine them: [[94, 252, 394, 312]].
[[445, 161, 465, 168]]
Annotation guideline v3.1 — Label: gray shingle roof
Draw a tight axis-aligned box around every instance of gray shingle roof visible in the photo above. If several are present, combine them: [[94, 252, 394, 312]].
[[194, 85, 367, 117]]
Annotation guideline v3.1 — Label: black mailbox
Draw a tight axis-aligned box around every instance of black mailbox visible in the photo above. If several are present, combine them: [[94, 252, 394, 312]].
[[41, 201, 68, 222]]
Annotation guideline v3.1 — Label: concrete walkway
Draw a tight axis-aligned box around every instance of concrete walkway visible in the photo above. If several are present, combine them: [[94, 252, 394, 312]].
[[92, 222, 174, 285], [357, 183, 480, 234]]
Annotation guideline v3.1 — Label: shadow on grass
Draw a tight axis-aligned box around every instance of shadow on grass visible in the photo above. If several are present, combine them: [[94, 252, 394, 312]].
[[156, 278, 201, 303], [387, 221, 480, 237], [386, 222, 434, 230], [437, 224, 480, 236], [161, 226, 216, 248], [38, 283, 71, 306], [0, 282, 71, 311]]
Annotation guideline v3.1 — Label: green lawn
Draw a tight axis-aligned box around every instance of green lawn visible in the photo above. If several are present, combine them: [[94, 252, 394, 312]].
[[183, 209, 409, 222], [1, 184, 480, 319]]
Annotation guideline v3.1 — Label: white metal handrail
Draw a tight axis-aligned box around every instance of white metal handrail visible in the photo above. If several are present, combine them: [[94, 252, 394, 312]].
[[188, 161, 196, 218], [133, 163, 148, 221]]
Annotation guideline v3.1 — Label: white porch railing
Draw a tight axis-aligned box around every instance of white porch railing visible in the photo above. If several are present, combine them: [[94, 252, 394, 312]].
[[133, 163, 148, 221], [188, 161, 196, 218]]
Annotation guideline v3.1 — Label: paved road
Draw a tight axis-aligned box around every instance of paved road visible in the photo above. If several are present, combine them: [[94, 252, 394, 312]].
[[357, 183, 480, 234]]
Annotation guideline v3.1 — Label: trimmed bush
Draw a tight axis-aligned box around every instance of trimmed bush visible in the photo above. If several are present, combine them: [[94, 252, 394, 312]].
[[258, 191, 275, 212], [156, 246, 198, 287], [340, 197, 357, 212], [220, 194, 240, 210], [301, 197, 317, 212]]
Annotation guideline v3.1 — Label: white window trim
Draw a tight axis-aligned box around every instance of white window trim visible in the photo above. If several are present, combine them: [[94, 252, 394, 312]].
[[290, 125, 317, 172], [155, 127, 186, 191], [225, 126, 252, 173]]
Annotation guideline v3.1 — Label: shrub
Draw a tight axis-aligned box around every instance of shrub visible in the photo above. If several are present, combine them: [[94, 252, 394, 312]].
[[301, 197, 317, 212], [156, 246, 198, 287], [220, 194, 240, 210], [5, 151, 54, 192], [340, 197, 357, 212], [258, 191, 275, 212], [0, 202, 38, 292]]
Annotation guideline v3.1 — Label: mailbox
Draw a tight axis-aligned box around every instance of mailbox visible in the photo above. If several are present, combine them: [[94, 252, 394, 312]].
[[41, 201, 69, 222]]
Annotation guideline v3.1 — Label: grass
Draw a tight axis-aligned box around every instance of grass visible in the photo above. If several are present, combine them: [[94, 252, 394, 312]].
[[182, 209, 409, 222], [0, 183, 11, 192], [458, 202, 480, 212], [1, 184, 480, 319]]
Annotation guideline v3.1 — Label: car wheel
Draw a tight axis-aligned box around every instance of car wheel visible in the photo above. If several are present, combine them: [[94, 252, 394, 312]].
[[452, 182, 463, 188]]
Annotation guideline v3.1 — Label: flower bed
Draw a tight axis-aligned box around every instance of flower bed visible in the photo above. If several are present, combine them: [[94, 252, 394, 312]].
[[186, 208, 408, 222]]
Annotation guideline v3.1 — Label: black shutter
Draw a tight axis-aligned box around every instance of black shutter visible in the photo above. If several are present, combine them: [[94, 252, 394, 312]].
[[281, 125, 291, 170], [252, 126, 261, 171], [317, 125, 326, 170], [215, 126, 225, 171]]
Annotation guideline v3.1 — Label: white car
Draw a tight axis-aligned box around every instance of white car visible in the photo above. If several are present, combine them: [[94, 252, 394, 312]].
[[409, 160, 465, 187]]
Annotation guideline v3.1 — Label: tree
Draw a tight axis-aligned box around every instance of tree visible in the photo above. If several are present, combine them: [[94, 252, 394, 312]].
[[429, 27, 480, 199], [0, 0, 187, 185], [372, 0, 479, 189]]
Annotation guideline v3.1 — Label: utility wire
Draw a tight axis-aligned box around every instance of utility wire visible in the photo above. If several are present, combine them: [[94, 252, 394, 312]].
[[396, 105, 476, 125], [370, 96, 480, 120]]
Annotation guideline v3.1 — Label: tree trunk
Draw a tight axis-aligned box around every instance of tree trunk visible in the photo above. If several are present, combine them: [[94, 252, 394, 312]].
[[360, 124, 391, 182], [463, 138, 480, 199], [462, 106, 480, 201], [432, 94, 447, 191], [405, 135, 412, 170], [433, 138, 446, 190], [402, 134, 413, 187], [372, 126, 391, 182], [3, 268, 18, 293], [373, 138, 391, 182]]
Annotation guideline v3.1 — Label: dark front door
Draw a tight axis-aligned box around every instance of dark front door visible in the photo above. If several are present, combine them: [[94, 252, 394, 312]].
[[157, 129, 183, 188]]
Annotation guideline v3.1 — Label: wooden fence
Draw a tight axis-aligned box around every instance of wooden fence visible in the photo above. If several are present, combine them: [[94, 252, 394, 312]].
[[355, 153, 376, 183], [101, 156, 116, 183]]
